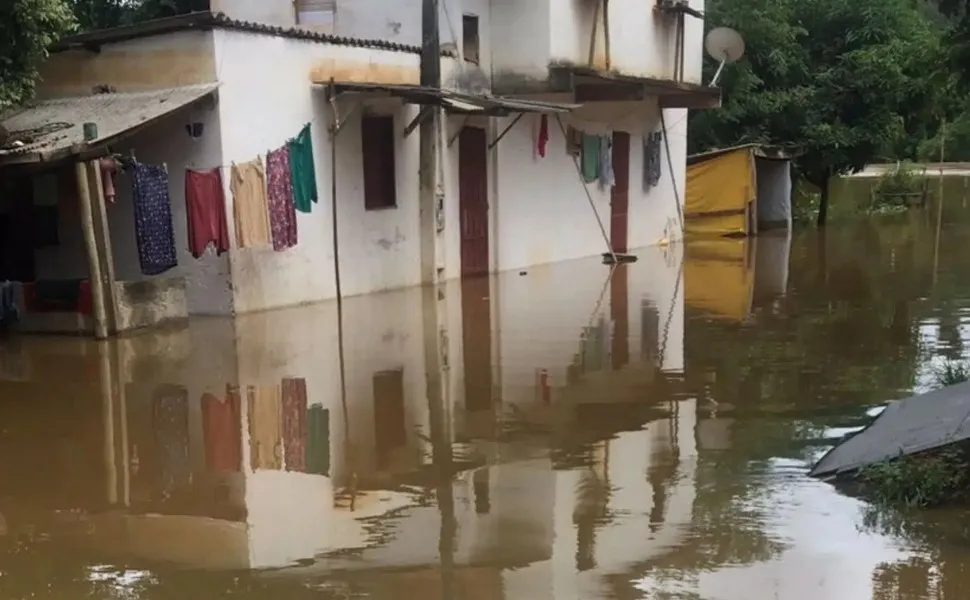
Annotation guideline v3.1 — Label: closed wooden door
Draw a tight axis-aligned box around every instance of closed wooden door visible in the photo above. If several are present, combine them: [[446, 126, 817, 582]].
[[459, 127, 489, 278], [610, 132, 631, 254]]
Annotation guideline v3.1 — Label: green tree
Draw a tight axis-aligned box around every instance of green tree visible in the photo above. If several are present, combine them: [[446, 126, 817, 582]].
[[69, 0, 134, 31], [690, 0, 946, 226], [0, 0, 76, 114], [69, 0, 207, 31]]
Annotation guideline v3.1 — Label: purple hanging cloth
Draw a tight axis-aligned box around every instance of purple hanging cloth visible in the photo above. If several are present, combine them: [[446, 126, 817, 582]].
[[132, 162, 178, 275], [266, 146, 298, 251]]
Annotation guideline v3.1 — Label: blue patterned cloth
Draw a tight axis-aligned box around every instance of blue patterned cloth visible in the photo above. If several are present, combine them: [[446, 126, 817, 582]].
[[132, 162, 177, 276], [0, 281, 17, 324]]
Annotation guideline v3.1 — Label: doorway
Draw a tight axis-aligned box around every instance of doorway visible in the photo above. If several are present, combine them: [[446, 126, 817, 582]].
[[610, 132, 631, 254], [458, 127, 493, 424], [459, 127, 489, 279]]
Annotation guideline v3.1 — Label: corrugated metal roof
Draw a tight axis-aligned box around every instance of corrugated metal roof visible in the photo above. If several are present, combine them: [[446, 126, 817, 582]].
[[687, 143, 801, 166], [328, 82, 579, 115], [0, 83, 219, 164]]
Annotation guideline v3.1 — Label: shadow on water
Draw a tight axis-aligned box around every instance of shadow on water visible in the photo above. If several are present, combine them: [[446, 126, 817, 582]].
[[7, 198, 970, 597]]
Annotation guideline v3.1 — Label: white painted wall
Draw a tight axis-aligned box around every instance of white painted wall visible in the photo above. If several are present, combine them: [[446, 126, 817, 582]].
[[492, 102, 686, 275], [493, 0, 705, 85], [334, 0, 487, 56], [489, 0, 550, 87], [32, 95, 233, 315], [213, 30, 425, 312], [211, 0, 298, 28]]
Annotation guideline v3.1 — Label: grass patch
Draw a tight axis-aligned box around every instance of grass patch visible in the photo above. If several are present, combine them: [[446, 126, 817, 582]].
[[935, 359, 970, 387], [858, 448, 969, 509]]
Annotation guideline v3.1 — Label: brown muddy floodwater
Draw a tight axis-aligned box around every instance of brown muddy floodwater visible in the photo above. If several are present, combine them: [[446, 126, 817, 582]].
[[3, 199, 970, 599]]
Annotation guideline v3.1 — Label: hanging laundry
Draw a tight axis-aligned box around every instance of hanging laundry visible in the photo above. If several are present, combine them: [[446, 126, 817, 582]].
[[537, 114, 549, 158], [202, 388, 242, 472], [288, 123, 318, 214], [598, 134, 615, 189], [247, 384, 283, 471], [282, 377, 308, 472], [306, 405, 331, 477], [266, 146, 299, 251], [132, 162, 178, 276], [152, 384, 191, 497], [185, 168, 231, 258], [99, 157, 119, 203], [581, 134, 601, 183], [230, 159, 272, 249]]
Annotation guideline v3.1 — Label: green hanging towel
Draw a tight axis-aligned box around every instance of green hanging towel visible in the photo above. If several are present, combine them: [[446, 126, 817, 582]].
[[287, 123, 319, 213], [305, 405, 331, 477], [581, 134, 600, 183]]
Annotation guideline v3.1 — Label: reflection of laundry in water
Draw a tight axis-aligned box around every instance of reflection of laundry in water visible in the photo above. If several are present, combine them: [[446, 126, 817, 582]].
[[282, 377, 308, 472], [306, 405, 331, 477], [571, 316, 609, 377], [152, 384, 191, 495], [374, 369, 406, 469], [248, 385, 283, 471], [202, 387, 242, 472], [0, 343, 30, 381]]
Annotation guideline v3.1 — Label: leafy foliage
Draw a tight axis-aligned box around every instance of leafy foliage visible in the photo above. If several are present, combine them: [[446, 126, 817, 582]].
[[859, 448, 969, 508], [69, 0, 207, 30], [0, 0, 76, 113], [869, 162, 928, 213], [935, 359, 970, 386], [690, 0, 947, 223]]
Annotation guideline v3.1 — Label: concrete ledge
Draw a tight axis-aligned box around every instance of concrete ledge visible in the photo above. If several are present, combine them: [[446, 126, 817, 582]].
[[114, 277, 189, 334]]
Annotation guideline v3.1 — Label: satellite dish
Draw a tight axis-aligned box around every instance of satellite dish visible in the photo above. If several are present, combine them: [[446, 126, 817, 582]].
[[704, 27, 745, 87]]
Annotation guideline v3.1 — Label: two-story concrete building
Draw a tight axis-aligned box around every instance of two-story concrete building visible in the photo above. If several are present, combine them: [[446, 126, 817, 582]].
[[0, 0, 715, 335]]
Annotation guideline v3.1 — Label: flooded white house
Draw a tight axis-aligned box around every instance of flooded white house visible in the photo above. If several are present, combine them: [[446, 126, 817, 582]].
[[0, 0, 715, 337]]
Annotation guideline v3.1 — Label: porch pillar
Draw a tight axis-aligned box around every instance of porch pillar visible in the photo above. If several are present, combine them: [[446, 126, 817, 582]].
[[75, 160, 109, 339], [85, 160, 119, 334]]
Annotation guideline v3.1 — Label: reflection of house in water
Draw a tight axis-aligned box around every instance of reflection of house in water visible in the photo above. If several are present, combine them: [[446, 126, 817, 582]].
[[0, 245, 693, 577], [683, 234, 793, 453]]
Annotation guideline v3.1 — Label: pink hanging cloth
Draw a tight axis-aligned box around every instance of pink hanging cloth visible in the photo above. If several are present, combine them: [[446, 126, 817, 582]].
[[266, 146, 298, 251]]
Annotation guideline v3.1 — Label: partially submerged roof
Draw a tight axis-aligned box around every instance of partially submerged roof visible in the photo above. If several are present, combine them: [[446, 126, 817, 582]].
[[0, 83, 219, 165], [809, 381, 970, 478], [328, 82, 579, 116], [687, 144, 801, 166]]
